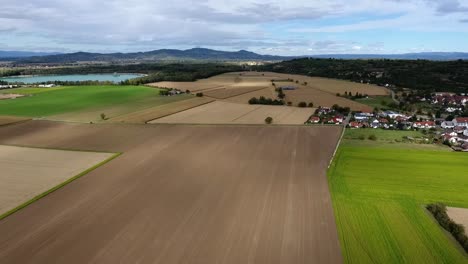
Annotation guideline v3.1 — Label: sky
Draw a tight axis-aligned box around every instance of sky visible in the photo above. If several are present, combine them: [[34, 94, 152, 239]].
[[1, 0, 468, 55]]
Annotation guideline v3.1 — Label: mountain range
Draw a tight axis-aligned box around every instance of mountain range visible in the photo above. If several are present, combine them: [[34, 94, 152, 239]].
[[1, 48, 468, 63]]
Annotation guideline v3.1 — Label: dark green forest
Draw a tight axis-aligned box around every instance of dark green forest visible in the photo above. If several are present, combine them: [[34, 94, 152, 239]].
[[259, 58, 468, 93]]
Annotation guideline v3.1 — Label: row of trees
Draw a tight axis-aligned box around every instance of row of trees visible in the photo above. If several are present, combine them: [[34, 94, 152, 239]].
[[248, 96, 284, 105]]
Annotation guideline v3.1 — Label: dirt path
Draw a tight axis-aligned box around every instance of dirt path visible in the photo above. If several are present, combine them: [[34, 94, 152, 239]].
[[0, 121, 343, 264]]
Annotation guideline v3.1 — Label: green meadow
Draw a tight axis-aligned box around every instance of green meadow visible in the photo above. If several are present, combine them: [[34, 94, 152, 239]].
[[329, 130, 468, 263], [0, 85, 191, 120]]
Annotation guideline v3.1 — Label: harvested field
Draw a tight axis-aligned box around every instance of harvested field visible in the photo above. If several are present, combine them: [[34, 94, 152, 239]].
[[0, 115, 30, 126], [149, 72, 380, 110], [0, 145, 113, 217], [275, 82, 372, 111], [149, 101, 314, 125], [203, 86, 266, 99], [223, 87, 277, 104], [0, 94, 24, 100], [264, 72, 389, 96], [148, 72, 278, 94], [0, 121, 343, 264], [110, 97, 214, 123], [447, 207, 468, 234]]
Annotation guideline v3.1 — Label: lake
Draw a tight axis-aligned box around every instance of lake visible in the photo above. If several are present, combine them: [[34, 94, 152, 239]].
[[0, 73, 143, 84]]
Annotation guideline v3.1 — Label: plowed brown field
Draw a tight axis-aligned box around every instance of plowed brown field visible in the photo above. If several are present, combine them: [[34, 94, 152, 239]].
[[0, 121, 343, 264]]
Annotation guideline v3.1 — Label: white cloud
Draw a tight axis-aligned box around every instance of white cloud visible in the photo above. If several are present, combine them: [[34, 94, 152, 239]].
[[0, 0, 467, 54]]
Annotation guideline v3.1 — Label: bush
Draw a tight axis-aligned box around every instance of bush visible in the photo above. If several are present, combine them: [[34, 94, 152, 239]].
[[265, 117, 273, 124], [248, 96, 284, 105], [100, 113, 107, 120], [358, 135, 366, 140], [287, 102, 292, 106], [308, 102, 314, 107], [368, 134, 377, 141], [185, 89, 190, 94], [196, 92, 203, 97], [298, 102, 307, 107], [427, 203, 468, 253]]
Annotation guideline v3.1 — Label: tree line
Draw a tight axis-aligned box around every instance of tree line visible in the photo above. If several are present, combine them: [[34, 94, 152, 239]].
[[258, 58, 468, 93]]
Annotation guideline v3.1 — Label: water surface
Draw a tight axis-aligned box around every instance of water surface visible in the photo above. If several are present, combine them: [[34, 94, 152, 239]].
[[1, 73, 143, 84]]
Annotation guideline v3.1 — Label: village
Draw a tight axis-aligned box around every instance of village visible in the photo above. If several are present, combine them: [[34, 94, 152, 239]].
[[306, 91, 468, 152]]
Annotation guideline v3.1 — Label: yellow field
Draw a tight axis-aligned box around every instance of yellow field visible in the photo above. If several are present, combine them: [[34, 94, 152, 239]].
[[149, 72, 381, 111], [111, 97, 215, 123], [0, 145, 113, 216], [149, 101, 314, 125]]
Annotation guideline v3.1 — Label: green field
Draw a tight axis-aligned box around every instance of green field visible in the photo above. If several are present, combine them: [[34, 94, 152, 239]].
[[344, 128, 424, 141], [356, 96, 397, 110], [329, 132, 468, 263], [0, 85, 191, 121]]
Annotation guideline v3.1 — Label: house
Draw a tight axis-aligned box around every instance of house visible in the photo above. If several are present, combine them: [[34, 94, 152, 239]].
[[370, 119, 380, 128], [454, 126, 465, 134], [462, 142, 468, 151], [309, 116, 320, 123], [349, 121, 363, 128], [453, 117, 468, 128], [38, 84, 55, 88], [464, 129, 468, 137], [441, 121, 455, 129], [383, 111, 404, 119], [354, 113, 370, 121], [333, 116, 344, 123], [413, 121, 436, 129]]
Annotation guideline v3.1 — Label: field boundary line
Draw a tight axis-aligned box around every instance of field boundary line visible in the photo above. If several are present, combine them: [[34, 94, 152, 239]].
[[0, 152, 122, 221], [145, 99, 216, 123], [328, 126, 346, 169], [206, 86, 269, 100]]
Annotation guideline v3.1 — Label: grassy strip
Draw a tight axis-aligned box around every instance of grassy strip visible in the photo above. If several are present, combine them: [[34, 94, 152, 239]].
[[427, 204, 468, 253], [0, 152, 121, 221]]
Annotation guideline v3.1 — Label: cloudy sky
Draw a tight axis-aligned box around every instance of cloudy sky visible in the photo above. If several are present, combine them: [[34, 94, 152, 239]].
[[1, 0, 468, 55]]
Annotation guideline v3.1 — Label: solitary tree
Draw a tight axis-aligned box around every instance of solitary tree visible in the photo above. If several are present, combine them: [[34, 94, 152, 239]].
[[265, 117, 273, 124]]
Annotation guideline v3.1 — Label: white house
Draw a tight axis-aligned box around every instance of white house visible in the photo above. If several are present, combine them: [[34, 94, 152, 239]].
[[464, 129, 468, 137], [453, 117, 468, 128], [38, 84, 56, 88], [441, 121, 455, 129]]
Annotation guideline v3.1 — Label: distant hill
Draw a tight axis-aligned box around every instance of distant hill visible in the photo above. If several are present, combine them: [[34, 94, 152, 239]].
[[15, 48, 290, 64], [0, 51, 61, 58], [5, 48, 468, 64], [309, 52, 468, 60]]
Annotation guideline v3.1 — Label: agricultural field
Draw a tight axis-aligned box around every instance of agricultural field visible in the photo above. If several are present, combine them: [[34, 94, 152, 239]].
[[149, 72, 278, 93], [328, 129, 468, 263], [149, 101, 314, 125], [274, 81, 372, 111], [0, 85, 192, 122], [0, 145, 114, 218], [111, 97, 214, 123], [271, 73, 389, 96], [149, 71, 380, 110], [447, 207, 468, 234], [0, 121, 343, 264], [355, 95, 397, 110], [0, 115, 30, 126]]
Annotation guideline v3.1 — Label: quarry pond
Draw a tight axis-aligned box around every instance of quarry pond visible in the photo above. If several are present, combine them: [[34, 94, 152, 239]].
[[0, 73, 143, 84]]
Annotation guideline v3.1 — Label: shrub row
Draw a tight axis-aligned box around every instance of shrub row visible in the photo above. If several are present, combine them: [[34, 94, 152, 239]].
[[248, 96, 284, 105], [426, 203, 468, 253]]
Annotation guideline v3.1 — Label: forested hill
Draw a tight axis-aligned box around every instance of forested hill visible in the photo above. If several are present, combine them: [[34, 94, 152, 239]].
[[259, 58, 468, 93], [13, 48, 290, 63]]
